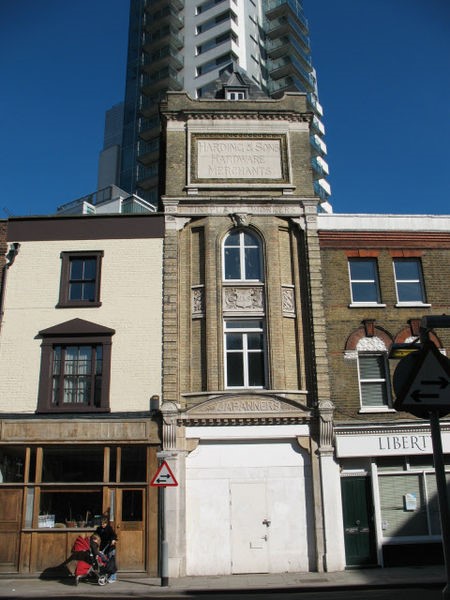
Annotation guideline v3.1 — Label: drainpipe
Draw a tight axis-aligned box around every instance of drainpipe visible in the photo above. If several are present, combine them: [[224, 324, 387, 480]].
[[0, 242, 20, 331]]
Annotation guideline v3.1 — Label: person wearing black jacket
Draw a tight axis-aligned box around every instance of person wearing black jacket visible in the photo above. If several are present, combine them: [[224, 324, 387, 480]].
[[94, 518, 118, 582]]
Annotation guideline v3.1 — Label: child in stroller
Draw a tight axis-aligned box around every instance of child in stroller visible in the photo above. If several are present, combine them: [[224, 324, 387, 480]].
[[72, 534, 115, 586]]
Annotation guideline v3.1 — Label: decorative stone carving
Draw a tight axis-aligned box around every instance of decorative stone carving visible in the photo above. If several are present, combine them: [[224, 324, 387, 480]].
[[180, 393, 310, 426], [192, 286, 204, 316], [317, 399, 335, 453], [282, 286, 295, 314], [223, 287, 264, 312], [230, 213, 250, 227], [160, 401, 179, 450], [356, 336, 387, 352]]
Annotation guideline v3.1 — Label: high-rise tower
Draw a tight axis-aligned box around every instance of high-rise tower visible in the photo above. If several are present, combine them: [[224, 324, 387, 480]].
[[119, 0, 331, 212]]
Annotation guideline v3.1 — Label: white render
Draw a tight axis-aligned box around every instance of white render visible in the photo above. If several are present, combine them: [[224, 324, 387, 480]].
[[318, 213, 450, 231], [185, 426, 314, 575], [0, 238, 163, 413]]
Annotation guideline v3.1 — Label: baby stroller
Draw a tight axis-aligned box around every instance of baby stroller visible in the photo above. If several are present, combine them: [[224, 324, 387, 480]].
[[71, 535, 111, 586]]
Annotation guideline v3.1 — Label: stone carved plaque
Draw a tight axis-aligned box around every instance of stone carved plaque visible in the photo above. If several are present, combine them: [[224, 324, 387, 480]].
[[223, 287, 264, 312], [191, 134, 289, 184], [192, 286, 204, 315], [189, 395, 304, 415], [282, 286, 295, 314]]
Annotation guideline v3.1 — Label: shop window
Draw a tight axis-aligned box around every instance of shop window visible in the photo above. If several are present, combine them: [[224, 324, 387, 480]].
[[379, 474, 428, 537], [393, 258, 426, 304], [39, 489, 103, 528], [348, 258, 381, 304], [37, 319, 115, 413], [0, 446, 26, 483], [223, 229, 263, 281], [224, 319, 266, 388], [121, 446, 147, 482], [42, 446, 103, 483], [357, 352, 390, 409], [57, 251, 103, 308]]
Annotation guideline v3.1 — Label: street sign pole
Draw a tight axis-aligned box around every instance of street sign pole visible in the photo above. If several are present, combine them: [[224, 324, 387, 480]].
[[429, 409, 450, 600], [151, 457, 178, 588], [160, 485, 169, 587], [392, 315, 450, 599]]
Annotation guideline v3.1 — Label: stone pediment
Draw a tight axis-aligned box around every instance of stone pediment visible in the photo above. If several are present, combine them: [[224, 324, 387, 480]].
[[181, 393, 310, 425]]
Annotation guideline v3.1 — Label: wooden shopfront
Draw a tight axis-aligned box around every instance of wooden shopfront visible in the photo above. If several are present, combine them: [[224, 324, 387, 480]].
[[0, 418, 160, 575]]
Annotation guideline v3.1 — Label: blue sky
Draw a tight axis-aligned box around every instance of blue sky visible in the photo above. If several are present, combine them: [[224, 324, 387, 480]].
[[1, 0, 449, 217]]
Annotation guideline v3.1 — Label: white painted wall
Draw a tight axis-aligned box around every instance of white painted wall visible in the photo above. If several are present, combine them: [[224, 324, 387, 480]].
[[0, 238, 163, 413], [186, 437, 313, 575]]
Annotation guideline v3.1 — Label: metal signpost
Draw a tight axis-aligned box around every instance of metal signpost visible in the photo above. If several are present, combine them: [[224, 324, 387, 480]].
[[392, 316, 450, 600], [151, 456, 178, 587]]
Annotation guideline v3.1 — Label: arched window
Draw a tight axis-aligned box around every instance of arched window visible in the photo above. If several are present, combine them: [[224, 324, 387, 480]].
[[223, 229, 263, 281]]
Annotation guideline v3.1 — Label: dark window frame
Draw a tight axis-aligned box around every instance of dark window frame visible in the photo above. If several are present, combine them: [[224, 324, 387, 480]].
[[37, 319, 115, 414], [57, 251, 104, 308]]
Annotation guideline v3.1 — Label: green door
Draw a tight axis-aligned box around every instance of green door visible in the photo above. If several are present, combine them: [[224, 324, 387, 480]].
[[341, 476, 377, 567]]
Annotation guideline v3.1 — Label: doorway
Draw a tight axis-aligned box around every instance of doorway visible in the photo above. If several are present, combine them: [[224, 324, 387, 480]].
[[341, 476, 377, 567], [0, 488, 22, 572], [116, 488, 145, 571], [230, 481, 269, 574]]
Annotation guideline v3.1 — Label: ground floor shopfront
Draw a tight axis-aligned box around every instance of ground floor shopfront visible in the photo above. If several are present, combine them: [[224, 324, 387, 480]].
[[335, 422, 450, 569], [159, 395, 342, 577], [0, 418, 160, 575]]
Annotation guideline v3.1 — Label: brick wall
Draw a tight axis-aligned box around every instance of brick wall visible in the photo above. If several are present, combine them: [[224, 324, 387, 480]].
[[320, 237, 450, 424]]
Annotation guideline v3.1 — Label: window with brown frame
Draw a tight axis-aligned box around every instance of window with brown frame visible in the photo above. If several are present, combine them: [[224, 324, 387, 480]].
[[37, 319, 115, 413], [57, 251, 103, 308]]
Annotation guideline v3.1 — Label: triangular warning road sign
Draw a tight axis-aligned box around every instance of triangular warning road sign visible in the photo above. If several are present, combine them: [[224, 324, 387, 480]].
[[150, 460, 178, 487]]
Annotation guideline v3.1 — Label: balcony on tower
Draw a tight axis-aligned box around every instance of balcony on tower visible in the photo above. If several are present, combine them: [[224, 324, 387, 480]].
[[141, 45, 183, 77], [142, 27, 184, 54], [311, 155, 329, 178], [142, 67, 183, 94], [145, 0, 183, 13], [310, 133, 327, 156], [268, 56, 315, 93], [314, 178, 331, 200], [265, 0, 309, 35], [144, 4, 183, 36]]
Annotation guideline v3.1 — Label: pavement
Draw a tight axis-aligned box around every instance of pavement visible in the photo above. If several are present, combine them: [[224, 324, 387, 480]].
[[0, 565, 447, 598]]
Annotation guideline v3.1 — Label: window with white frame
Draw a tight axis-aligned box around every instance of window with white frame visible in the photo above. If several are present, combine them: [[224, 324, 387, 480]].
[[393, 258, 426, 304], [348, 258, 381, 304], [223, 229, 263, 281], [224, 320, 265, 388], [358, 352, 390, 408]]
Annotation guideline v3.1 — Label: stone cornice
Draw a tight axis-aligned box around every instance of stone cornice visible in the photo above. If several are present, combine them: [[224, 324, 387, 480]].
[[163, 111, 312, 123], [335, 421, 450, 436]]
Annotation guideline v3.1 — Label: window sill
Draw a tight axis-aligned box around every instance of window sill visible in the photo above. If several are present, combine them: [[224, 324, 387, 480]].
[[56, 301, 102, 308], [395, 302, 431, 308], [358, 407, 396, 414], [349, 303, 386, 308]]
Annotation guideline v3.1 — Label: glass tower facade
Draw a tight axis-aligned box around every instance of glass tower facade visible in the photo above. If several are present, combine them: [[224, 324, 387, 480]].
[[119, 0, 331, 211]]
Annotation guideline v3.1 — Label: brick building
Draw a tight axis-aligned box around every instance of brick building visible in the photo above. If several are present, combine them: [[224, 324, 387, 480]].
[[0, 214, 164, 575], [157, 80, 339, 576], [318, 213, 450, 568]]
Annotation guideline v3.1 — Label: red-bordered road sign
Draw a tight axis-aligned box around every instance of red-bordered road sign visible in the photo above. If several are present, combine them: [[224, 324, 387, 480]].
[[150, 460, 178, 487]]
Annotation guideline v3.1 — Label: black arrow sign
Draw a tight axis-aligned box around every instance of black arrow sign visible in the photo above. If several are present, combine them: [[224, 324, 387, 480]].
[[420, 377, 449, 389], [156, 474, 171, 482], [411, 390, 440, 403]]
